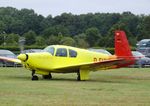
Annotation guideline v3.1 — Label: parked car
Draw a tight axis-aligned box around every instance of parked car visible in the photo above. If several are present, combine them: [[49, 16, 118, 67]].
[[88, 48, 112, 55], [22, 49, 43, 53], [136, 39, 150, 48], [136, 39, 150, 58], [0, 50, 19, 67], [132, 51, 150, 67], [137, 47, 150, 58]]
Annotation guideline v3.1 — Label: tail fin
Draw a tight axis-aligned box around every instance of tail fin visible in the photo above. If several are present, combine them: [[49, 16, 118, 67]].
[[115, 30, 132, 57], [114, 30, 135, 66]]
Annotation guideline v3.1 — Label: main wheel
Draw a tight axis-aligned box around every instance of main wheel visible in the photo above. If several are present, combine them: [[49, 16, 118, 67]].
[[32, 75, 39, 81], [42, 74, 52, 80]]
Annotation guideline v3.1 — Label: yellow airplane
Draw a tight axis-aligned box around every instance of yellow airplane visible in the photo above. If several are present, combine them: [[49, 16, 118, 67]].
[[0, 30, 135, 81]]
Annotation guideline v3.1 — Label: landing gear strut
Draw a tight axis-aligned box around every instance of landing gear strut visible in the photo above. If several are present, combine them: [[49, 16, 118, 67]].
[[31, 70, 39, 81], [42, 73, 52, 80], [77, 70, 90, 81], [77, 72, 81, 81]]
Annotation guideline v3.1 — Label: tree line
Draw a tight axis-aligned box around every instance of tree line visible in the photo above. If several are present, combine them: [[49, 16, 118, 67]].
[[0, 7, 150, 48]]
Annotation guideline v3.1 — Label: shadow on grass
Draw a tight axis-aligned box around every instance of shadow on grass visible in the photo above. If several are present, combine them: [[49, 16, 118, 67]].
[[42, 77, 133, 84], [2, 74, 146, 84]]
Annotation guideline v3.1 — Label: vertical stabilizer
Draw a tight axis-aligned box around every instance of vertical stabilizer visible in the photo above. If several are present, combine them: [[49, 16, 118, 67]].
[[115, 30, 132, 57], [115, 30, 135, 66]]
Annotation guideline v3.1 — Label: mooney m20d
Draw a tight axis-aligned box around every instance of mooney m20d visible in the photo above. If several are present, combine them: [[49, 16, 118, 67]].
[[0, 30, 135, 81]]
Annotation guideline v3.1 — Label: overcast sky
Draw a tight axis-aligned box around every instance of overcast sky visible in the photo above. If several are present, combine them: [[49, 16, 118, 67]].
[[0, 0, 150, 17]]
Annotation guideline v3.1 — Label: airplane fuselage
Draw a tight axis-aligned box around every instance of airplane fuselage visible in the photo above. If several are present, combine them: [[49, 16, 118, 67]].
[[19, 45, 114, 75]]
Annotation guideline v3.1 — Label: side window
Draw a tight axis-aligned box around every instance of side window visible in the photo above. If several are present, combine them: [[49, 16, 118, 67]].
[[69, 49, 77, 57], [56, 48, 67, 57]]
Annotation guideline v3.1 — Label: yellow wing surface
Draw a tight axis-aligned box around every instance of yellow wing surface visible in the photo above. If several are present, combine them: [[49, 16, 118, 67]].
[[53, 58, 124, 72]]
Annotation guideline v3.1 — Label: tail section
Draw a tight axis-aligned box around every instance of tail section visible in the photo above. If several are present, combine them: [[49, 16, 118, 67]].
[[114, 30, 135, 66]]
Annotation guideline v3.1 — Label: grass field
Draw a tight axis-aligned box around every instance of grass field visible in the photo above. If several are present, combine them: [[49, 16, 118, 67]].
[[0, 68, 150, 106]]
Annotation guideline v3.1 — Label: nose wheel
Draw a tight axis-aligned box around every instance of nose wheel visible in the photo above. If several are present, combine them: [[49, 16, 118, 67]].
[[31, 70, 39, 81], [32, 75, 39, 80]]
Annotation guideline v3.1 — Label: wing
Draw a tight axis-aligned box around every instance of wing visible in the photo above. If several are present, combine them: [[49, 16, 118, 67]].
[[0, 56, 21, 64], [54, 58, 125, 72]]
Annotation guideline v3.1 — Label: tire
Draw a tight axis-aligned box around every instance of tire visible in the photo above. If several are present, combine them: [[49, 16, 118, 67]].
[[42, 74, 52, 79], [32, 75, 39, 81]]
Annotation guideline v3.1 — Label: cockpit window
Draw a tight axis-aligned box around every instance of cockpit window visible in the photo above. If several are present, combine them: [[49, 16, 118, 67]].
[[69, 49, 77, 57], [56, 48, 67, 57], [44, 47, 55, 55]]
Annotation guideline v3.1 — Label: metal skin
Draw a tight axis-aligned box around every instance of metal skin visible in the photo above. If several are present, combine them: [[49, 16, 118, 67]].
[[18, 46, 117, 80], [0, 30, 135, 81]]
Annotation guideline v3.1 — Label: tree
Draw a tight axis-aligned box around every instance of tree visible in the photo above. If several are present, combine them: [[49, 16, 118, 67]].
[[74, 33, 89, 48], [0, 7, 149, 47], [23, 30, 36, 45], [85, 27, 101, 47], [0, 21, 6, 33], [35, 36, 46, 46], [9, 20, 24, 35], [46, 35, 60, 45], [40, 15, 53, 31], [97, 36, 110, 48], [5, 33, 19, 46], [43, 25, 70, 38], [19, 9, 44, 34], [60, 37, 75, 46], [0, 33, 6, 45], [141, 16, 150, 39], [136, 19, 147, 40]]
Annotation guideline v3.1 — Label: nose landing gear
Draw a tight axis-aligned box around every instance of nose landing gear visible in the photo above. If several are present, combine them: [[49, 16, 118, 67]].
[[31, 70, 39, 81]]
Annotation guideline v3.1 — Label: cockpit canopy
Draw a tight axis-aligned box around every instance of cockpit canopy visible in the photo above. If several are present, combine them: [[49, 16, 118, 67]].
[[44, 46, 77, 57], [44, 46, 55, 55]]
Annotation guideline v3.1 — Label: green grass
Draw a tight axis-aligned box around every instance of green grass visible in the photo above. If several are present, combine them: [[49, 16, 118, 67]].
[[0, 68, 150, 106]]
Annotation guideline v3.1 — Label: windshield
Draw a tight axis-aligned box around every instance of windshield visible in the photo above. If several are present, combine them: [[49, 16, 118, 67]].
[[44, 46, 55, 55]]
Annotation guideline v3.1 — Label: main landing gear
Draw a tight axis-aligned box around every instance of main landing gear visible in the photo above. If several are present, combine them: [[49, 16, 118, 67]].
[[31, 70, 39, 81], [42, 73, 52, 80], [31, 70, 52, 81], [77, 70, 90, 81], [77, 72, 81, 81]]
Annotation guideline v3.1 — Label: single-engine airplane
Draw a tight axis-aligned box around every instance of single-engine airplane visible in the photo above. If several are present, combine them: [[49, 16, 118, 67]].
[[0, 30, 135, 81]]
